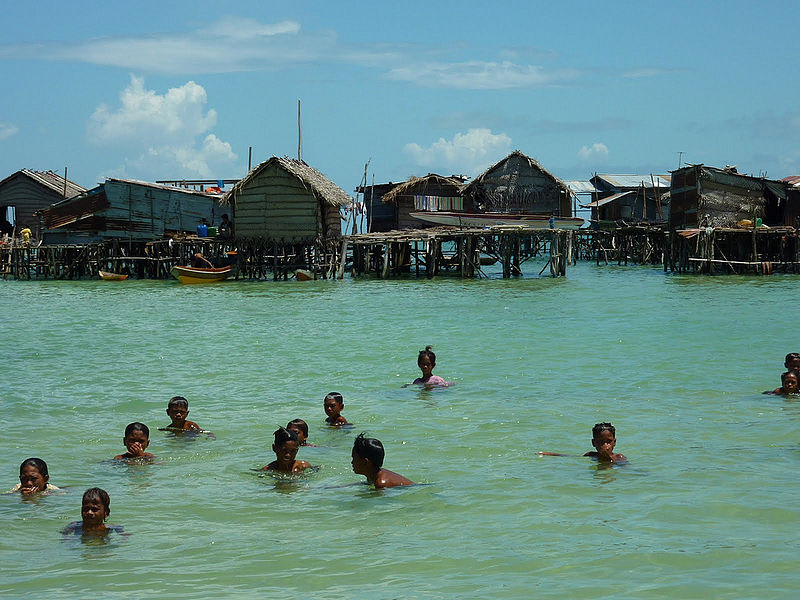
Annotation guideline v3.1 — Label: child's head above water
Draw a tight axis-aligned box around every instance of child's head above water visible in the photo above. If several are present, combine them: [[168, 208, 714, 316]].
[[590, 422, 618, 461], [81, 487, 110, 528], [286, 419, 308, 444], [323, 392, 346, 423], [167, 396, 189, 425], [120, 422, 151, 458], [781, 371, 799, 394], [784, 353, 800, 372], [417, 346, 437, 375], [18, 457, 49, 494], [352, 433, 385, 470], [125, 422, 150, 439], [592, 422, 616, 438]]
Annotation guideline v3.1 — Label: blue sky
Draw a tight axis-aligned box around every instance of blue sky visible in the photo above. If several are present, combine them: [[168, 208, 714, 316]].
[[1, 0, 798, 194]]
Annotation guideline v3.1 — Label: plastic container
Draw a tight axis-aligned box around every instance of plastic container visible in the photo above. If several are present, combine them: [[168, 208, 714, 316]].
[[197, 224, 208, 237], [207, 226, 217, 237]]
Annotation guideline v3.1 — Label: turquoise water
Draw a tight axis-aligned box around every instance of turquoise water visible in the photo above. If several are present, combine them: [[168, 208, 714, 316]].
[[1, 262, 798, 599]]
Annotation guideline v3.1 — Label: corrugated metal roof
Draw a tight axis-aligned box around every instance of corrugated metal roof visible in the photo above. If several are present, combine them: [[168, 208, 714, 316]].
[[781, 175, 800, 187], [581, 190, 635, 208], [106, 178, 220, 197], [4, 169, 87, 198], [593, 174, 671, 189], [564, 180, 598, 194]]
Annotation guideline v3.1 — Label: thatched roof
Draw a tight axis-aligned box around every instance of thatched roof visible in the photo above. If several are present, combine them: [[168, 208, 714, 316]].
[[223, 156, 351, 208], [461, 150, 570, 195], [381, 173, 465, 204]]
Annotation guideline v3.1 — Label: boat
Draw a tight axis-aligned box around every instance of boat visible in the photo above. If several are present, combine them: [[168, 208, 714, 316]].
[[409, 211, 585, 229], [98, 270, 128, 281], [170, 265, 233, 284], [295, 269, 314, 281]]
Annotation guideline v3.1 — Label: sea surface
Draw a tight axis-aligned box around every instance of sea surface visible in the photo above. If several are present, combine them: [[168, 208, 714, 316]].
[[1, 262, 798, 599]]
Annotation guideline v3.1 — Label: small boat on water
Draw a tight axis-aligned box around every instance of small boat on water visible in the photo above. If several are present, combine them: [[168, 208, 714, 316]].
[[410, 211, 585, 230], [99, 271, 128, 281], [170, 265, 233, 284], [295, 269, 314, 281]]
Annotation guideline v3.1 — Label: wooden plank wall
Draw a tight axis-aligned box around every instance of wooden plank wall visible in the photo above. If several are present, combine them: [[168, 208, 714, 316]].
[[234, 164, 320, 241], [0, 175, 66, 235]]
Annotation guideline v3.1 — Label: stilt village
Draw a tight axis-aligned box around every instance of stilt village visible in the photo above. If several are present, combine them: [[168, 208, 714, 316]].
[[2, 149, 799, 282]]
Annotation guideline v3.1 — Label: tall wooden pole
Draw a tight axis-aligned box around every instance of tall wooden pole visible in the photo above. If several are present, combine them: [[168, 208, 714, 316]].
[[298, 99, 302, 161]]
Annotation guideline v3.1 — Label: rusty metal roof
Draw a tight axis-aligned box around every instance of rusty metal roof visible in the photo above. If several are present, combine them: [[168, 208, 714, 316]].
[[781, 175, 800, 187]]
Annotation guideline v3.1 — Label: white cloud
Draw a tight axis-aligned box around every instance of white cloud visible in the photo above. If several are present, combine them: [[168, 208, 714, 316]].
[[89, 76, 237, 178], [387, 61, 577, 90], [404, 128, 512, 175], [0, 122, 19, 141], [577, 142, 609, 162]]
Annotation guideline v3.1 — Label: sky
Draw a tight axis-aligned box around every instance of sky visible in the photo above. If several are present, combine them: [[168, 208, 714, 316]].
[[1, 0, 799, 196]]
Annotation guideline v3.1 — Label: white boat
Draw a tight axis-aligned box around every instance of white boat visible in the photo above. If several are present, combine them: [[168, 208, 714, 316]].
[[409, 211, 585, 229]]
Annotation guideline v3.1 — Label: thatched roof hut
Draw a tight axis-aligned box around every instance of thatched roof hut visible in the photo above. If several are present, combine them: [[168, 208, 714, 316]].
[[461, 150, 572, 216], [224, 157, 351, 241], [380, 173, 468, 229]]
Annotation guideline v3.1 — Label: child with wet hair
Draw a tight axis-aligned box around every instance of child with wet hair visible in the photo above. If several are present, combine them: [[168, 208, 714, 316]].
[[584, 422, 626, 463], [161, 396, 201, 431], [114, 422, 155, 460], [62, 487, 122, 536], [12, 458, 59, 495], [286, 419, 316, 446], [261, 427, 312, 474], [413, 346, 450, 386], [351, 433, 413, 488], [323, 392, 349, 426], [765, 371, 800, 395], [784, 353, 800, 375], [538, 422, 627, 463]]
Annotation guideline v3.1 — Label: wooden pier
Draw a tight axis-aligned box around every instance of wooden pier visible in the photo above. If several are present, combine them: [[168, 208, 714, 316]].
[[343, 226, 577, 278], [0, 236, 344, 281]]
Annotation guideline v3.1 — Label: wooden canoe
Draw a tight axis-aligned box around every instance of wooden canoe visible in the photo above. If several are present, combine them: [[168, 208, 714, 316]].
[[409, 211, 585, 230], [99, 270, 128, 281], [295, 269, 314, 281], [170, 265, 233, 284]]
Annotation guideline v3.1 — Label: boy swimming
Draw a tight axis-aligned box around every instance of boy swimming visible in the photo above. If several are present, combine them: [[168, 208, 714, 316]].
[[413, 346, 450, 386], [323, 392, 350, 426], [765, 371, 800, 395], [538, 422, 627, 464], [351, 433, 413, 488], [161, 396, 201, 431], [12, 458, 59, 495], [286, 419, 316, 446], [261, 427, 312, 474], [114, 422, 155, 460], [62, 487, 122, 536], [784, 353, 800, 375]]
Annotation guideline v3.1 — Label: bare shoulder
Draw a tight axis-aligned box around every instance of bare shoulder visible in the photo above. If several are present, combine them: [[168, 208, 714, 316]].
[[294, 460, 313, 472], [185, 421, 201, 431], [375, 469, 414, 488]]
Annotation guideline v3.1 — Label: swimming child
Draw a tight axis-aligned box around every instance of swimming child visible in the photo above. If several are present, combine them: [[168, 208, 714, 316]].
[[413, 346, 449, 386], [161, 396, 201, 431], [62, 487, 122, 536], [583, 422, 626, 463], [538, 422, 627, 464], [323, 392, 349, 426], [261, 427, 312, 474], [13, 458, 59, 495], [784, 353, 800, 375], [286, 419, 316, 446], [351, 433, 413, 488], [114, 422, 155, 460], [765, 371, 800, 395]]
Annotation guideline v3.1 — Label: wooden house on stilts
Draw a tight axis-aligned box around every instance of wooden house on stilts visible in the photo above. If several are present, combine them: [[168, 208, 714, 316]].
[[223, 156, 352, 278], [461, 150, 573, 216], [380, 173, 468, 230]]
